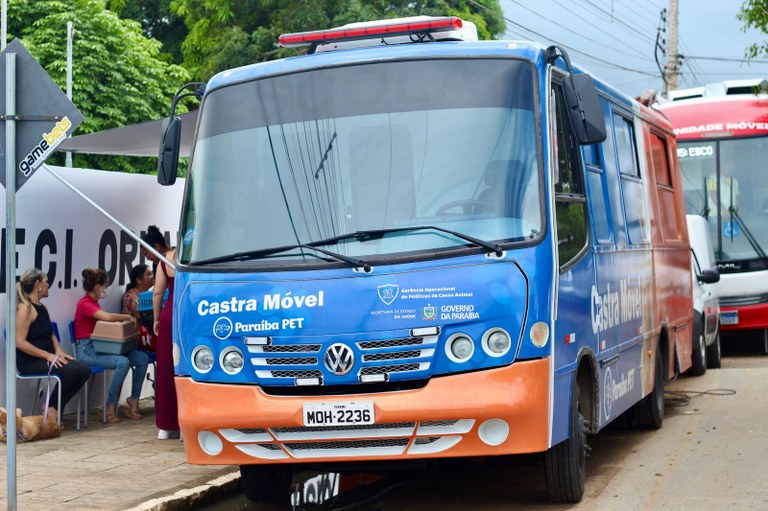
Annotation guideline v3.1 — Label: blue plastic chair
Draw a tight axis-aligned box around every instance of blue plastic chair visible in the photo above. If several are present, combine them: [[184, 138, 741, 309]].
[[68, 320, 108, 429], [6, 325, 63, 427]]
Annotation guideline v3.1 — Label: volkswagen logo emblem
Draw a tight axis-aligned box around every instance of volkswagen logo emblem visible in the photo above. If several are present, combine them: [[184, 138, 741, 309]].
[[323, 343, 354, 376]]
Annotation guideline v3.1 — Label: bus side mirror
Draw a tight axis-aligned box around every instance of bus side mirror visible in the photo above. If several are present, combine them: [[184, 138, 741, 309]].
[[563, 74, 607, 145], [698, 268, 720, 284], [158, 116, 181, 186]]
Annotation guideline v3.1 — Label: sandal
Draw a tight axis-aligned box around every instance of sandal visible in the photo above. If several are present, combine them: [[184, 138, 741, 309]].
[[126, 397, 144, 419], [118, 404, 142, 420], [105, 405, 122, 424]]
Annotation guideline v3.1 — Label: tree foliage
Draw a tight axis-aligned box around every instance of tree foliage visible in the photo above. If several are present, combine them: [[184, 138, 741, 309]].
[[739, 0, 768, 59], [9, 0, 504, 173], [169, 0, 506, 81], [108, 0, 187, 64], [9, 0, 190, 172]]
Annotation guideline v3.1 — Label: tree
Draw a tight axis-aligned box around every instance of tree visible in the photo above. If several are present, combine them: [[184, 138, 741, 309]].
[[739, 0, 768, 59], [170, 0, 506, 81], [107, 0, 188, 65], [9, 0, 190, 172]]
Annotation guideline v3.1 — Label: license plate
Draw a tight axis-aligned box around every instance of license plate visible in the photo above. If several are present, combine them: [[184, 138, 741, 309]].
[[720, 311, 739, 325], [303, 401, 375, 427]]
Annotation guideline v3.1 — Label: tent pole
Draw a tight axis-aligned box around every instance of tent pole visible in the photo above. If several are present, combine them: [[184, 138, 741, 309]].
[[40, 163, 175, 269]]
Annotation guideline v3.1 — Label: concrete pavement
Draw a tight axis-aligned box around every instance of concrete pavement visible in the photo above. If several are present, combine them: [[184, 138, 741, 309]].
[[0, 398, 239, 510], [3, 354, 767, 510]]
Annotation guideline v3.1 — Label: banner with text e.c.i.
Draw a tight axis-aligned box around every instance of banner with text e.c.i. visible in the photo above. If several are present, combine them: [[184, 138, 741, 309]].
[[0, 39, 84, 191]]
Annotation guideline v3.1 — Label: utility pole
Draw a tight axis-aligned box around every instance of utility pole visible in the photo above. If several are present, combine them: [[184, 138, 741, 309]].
[[1, 0, 6, 50], [65, 21, 74, 167], [665, 0, 680, 91]]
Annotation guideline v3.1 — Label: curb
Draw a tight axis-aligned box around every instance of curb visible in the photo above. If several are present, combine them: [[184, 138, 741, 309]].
[[122, 471, 241, 511]]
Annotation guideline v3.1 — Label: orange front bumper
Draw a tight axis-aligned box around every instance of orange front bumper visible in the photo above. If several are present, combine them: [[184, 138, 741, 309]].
[[176, 357, 551, 465]]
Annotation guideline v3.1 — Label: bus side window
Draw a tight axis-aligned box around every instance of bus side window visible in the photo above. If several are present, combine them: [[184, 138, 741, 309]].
[[613, 113, 648, 244], [552, 82, 588, 268], [613, 113, 639, 177], [650, 131, 682, 241], [600, 108, 628, 246], [583, 102, 612, 245]]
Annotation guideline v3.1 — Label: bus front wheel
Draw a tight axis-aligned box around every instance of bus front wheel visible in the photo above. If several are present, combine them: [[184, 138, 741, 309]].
[[240, 464, 292, 505], [544, 381, 587, 503]]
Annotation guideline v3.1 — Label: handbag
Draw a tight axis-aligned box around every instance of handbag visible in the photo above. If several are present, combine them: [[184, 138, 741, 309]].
[[137, 324, 158, 352]]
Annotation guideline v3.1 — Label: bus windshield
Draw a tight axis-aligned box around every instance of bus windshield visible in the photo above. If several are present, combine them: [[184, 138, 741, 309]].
[[179, 59, 541, 266], [678, 136, 768, 264]]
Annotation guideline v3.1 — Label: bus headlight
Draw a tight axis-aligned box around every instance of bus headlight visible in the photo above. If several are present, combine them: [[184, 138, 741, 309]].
[[446, 334, 474, 362], [483, 328, 511, 356], [529, 321, 550, 348], [172, 342, 181, 367], [192, 346, 215, 373], [221, 347, 244, 375]]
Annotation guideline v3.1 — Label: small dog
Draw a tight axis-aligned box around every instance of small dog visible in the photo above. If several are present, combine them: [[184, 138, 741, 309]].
[[0, 407, 60, 442]]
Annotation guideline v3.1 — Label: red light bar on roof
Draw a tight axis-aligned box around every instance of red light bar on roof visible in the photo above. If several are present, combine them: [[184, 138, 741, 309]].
[[278, 16, 463, 48]]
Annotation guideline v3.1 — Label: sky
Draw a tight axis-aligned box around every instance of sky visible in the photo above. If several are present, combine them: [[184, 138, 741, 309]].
[[499, 0, 768, 98]]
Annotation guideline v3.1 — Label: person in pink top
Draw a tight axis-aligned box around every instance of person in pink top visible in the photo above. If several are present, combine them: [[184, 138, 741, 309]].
[[73, 268, 148, 424]]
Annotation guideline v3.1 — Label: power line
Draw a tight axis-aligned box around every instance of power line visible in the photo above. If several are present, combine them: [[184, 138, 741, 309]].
[[614, 0, 660, 29], [507, 0, 649, 61], [614, 77, 662, 86], [547, 0, 650, 59], [578, 56, 658, 77], [678, 40, 703, 87], [463, 0, 660, 78], [686, 55, 768, 63], [691, 71, 768, 76], [578, 0, 656, 44]]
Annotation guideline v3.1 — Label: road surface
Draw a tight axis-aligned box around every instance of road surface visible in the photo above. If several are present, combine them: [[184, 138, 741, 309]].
[[206, 337, 768, 510]]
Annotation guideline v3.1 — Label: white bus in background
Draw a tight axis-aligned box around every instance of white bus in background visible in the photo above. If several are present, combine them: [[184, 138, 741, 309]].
[[686, 215, 721, 372], [659, 80, 768, 353]]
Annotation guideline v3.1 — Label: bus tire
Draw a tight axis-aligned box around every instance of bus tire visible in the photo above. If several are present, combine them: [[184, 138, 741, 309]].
[[631, 347, 664, 430], [544, 381, 586, 503], [686, 322, 707, 376], [240, 464, 292, 504], [706, 331, 721, 369]]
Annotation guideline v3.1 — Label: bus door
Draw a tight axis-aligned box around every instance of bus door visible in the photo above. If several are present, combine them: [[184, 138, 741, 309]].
[[550, 78, 596, 443]]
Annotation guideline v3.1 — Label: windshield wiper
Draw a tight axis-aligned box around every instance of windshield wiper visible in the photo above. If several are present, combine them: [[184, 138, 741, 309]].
[[194, 243, 372, 272], [727, 207, 768, 262], [194, 225, 502, 268], [701, 176, 710, 219], [308, 225, 504, 257]]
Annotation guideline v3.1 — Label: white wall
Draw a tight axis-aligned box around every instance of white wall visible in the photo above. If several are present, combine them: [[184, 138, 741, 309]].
[[0, 164, 184, 415]]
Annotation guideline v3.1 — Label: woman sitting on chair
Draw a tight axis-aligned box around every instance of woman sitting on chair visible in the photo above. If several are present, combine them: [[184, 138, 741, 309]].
[[122, 264, 157, 363], [16, 268, 90, 425], [73, 268, 148, 423]]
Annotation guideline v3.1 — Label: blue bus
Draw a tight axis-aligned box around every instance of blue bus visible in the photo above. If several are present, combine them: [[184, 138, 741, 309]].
[[157, 16, 694, 504]]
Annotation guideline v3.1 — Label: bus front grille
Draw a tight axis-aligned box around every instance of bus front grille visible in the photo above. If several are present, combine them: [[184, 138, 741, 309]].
[[247, 331, 438, 386], [720, 294, 768, 307], [217, 419, 474, 460]]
